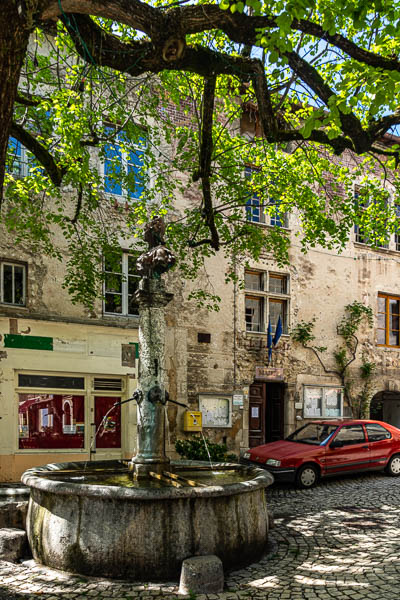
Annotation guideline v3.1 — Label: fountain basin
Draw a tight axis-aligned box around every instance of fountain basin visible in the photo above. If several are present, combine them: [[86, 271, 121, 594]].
[[22, 459, 273, 580]]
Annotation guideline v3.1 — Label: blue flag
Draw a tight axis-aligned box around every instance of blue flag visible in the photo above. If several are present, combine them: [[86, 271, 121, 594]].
[[267, 318, 272, 364], [273, 315, 283, 347]]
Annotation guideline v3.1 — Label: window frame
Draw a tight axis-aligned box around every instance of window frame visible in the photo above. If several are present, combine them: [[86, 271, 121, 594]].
[[6, 137, 29, 178], [244, 269, 290, 334], [102, 125, 146, 200], [16, 371, 128, 453], [103, 252, 140, 318], [353, 184, 391, 249], [377, 292, 400, 348], [0, 260, 27, 307], [303, 385, 344, 419], [244, 166, 288, 228]]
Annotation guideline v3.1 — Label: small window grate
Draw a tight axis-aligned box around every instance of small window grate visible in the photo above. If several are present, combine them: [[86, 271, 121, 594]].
[[93, 377, 123, 391], [198, 332, 211, 343]]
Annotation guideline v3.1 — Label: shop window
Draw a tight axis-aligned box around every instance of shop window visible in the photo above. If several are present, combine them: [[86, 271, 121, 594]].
[[104, 252, 139, 316], [303, 386, 343, 418], [94, 396, 121, 448], [377, 293, 400, 347], [103, 126, 145, 198], [18, 374, 84, 389], [18, 393, 85, 449], [0, 261, 26, 306], [244, 270, 289, 333]]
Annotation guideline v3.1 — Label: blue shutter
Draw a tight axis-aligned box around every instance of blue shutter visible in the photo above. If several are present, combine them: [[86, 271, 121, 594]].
[[127, 146, 144, 199]]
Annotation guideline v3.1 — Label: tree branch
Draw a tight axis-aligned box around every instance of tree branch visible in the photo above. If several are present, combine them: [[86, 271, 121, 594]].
[[10, 122, 65, 186], [199, 75, 219, 251]]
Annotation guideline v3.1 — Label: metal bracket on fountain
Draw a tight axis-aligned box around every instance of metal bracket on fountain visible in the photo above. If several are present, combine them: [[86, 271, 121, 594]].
[[130, 217, 176, 479]]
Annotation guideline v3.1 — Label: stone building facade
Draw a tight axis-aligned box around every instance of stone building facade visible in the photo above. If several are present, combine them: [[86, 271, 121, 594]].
[[1, 111, 400, 480]]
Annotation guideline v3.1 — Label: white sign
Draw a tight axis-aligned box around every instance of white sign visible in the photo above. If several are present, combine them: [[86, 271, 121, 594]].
[[233, 394, 244, 407], [251, 406, 259, 418], [199, 395, 232, 428]]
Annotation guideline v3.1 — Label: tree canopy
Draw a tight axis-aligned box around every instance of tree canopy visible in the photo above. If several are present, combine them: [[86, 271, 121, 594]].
[[2, 0, 400, 307]]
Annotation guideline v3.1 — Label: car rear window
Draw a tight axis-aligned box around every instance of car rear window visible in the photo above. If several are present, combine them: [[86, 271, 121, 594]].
[[366, 423, 391, 442]]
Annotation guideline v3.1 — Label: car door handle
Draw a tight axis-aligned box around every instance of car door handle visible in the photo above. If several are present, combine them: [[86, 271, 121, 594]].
[[361, 446, 369, 449]]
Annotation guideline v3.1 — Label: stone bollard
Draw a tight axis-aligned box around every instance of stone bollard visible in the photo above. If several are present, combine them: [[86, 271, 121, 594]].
[[179, 555, 224, 595], [0, 528, 29, 563]]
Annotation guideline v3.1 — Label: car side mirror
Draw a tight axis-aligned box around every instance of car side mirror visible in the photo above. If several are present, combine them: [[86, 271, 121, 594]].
[[330, 439, 344, 449]]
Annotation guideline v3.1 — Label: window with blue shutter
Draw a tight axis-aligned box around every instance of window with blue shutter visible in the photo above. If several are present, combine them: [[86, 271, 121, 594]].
[[104, 127, 145, 199]]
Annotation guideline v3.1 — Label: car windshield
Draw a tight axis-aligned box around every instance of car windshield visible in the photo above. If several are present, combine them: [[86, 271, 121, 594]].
[[286, 423, 339, 445]]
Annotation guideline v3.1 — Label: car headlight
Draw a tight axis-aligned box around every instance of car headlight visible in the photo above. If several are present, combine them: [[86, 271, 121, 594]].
[[266, 459, 281, 467], [243, 452, 251, 459]]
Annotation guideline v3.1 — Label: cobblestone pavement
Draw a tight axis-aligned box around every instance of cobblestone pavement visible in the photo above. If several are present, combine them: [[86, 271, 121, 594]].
[[1, 471, 400, 599]]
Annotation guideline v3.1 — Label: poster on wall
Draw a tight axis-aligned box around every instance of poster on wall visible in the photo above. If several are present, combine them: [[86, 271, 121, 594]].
[[304, 387, 323, 417], [199, 395, 232, 427]]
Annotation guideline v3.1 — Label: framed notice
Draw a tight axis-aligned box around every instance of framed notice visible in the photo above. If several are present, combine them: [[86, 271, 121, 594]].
[[199, 394, 232, 428], [303, 386, 343, 418]]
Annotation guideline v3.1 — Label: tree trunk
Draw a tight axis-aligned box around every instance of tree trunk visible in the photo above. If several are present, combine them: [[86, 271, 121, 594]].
[[0, 3, 31, 203]]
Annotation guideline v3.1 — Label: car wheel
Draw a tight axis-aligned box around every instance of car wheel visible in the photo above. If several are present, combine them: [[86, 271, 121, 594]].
[[296, 464, 318, 489], [385, 454, 400, 476]]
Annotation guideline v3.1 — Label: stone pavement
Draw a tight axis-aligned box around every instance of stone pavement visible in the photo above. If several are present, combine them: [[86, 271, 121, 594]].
[[1, 471, 400, 599]]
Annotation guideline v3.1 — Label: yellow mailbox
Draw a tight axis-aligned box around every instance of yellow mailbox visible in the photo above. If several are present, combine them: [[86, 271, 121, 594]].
[[183, 411, 202, 432]]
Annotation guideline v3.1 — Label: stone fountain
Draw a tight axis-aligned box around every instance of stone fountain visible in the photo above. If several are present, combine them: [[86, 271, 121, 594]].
[[22, 218, 273, 580]]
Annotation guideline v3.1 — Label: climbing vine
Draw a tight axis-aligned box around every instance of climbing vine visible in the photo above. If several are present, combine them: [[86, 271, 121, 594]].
[[291, 301, 375, 418]]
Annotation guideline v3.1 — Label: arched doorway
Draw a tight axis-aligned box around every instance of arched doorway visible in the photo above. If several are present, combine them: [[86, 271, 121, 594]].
[[370, 391, 400, 428]]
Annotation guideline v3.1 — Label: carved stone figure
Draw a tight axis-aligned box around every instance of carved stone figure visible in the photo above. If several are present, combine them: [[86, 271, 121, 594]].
[[137, 217, 176, 278]]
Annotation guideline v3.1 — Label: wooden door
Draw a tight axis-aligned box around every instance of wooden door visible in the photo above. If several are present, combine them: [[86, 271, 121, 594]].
[[248, 382, 285, 447], [249, 383, 266, 447], [265, 383, 284, 443]]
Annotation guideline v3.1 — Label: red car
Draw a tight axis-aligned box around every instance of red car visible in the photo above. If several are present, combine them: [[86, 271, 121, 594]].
[[242, 420, 400, 488]]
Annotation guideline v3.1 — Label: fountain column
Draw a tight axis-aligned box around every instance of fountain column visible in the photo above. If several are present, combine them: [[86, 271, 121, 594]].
[[130, 217, 175, 479]]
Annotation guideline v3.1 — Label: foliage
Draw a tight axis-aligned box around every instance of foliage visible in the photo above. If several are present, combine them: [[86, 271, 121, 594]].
[[337, 302, 373, 347], [2, 1, 400, 307], [291, 319, 316, 346], [175, 436, 237, 462]]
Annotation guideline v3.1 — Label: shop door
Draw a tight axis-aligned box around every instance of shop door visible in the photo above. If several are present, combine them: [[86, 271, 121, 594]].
[[90, 396, 122, 459], [248, 382, 284, 447]]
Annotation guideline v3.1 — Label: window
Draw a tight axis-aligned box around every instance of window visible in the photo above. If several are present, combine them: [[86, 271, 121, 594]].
[[18, 393, 85, 449], [354, 185, 389, 248], [365, 423, 391, 442], [6, 137, 29, 178], [395, 203, 400, 251], [17, 373, 125, 450], [377, 293, 400, 347], [244, 270, 289, 333], [334, 424, 365, 446], [0, 261, 26, 306], [104, 253, 139, 316], [245, 167, 287, 227], [6, 137, 42, 178], [103, 126, 145, 198], [303, 386, 343, 418]]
